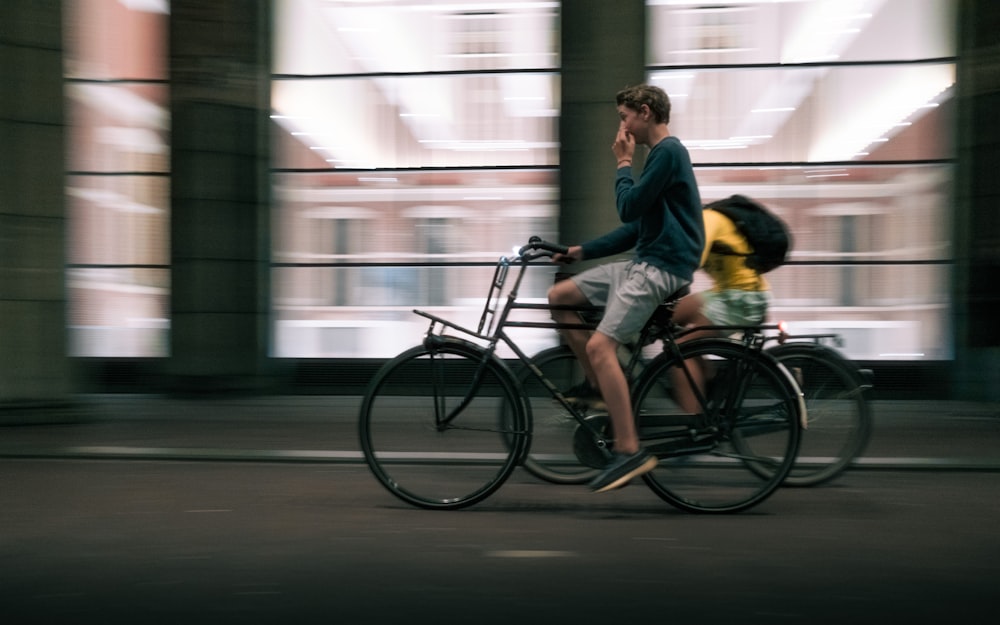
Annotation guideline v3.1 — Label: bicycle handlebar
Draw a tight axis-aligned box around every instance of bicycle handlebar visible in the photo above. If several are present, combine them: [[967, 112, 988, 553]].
[[518, 236, 569, 259]]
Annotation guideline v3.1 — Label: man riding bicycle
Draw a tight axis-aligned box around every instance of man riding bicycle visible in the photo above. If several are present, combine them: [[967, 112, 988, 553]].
[[548, 84, 704, 493]]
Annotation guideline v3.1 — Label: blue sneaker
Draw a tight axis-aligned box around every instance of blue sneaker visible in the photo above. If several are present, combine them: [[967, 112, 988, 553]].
[[589, 449, 657, 493]]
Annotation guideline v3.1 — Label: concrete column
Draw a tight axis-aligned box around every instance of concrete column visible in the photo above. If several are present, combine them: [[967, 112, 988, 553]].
[[559, 0, 646, 259], [953, 0, 1000, 400], [168, 0, 274, 394], [0, 0, 77, 416]]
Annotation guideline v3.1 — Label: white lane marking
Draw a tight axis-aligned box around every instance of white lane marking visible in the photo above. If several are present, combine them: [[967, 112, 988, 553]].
[[484, 550, 576, 559]]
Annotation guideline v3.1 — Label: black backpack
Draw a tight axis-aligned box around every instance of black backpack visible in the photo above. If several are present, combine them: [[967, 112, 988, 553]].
[[705, 194, 792, 274]]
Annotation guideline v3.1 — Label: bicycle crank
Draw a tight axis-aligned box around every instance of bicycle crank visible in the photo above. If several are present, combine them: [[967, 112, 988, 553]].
[[572, 414, 614, 468]]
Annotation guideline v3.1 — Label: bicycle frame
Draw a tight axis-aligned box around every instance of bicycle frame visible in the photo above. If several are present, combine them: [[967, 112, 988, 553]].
[[410, 241, 793, 458], [359, 237, 806, 512]]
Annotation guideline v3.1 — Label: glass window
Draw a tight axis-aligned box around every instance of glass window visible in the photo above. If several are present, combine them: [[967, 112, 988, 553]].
[[649, 0, 956, 360], [272, 168, 559, 358], [652, 63, 954, 164], [272, 1, 560, 358], [274, 0, 559, 75], [647, 0, 956, 66], [65, 0, 170, 357], [269, 0, 956, 361], [272, 74, 559, 170], [67, 175, 169, 266], [64, 0, 168, 81], [692, 164, 952, 359], [65, 83, 169, 173]]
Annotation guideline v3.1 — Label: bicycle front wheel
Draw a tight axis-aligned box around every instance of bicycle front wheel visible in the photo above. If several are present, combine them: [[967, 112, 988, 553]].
[[768, 342, 873, 486], [359, 339, 528, 510], [633, 338, 802, 514]]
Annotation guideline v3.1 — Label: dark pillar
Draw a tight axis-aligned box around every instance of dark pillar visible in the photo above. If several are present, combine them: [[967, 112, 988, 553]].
[[0, 0, 77, 419], [953, 0, 1000, 400], [168, 1, 274, 394], [559, 0, 646, 260]]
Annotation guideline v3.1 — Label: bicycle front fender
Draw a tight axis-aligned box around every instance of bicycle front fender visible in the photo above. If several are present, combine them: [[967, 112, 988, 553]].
[[421, 334, 531, 426]]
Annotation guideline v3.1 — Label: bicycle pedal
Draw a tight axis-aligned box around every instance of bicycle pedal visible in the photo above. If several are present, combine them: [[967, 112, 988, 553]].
[[572, 414, 613, 469]]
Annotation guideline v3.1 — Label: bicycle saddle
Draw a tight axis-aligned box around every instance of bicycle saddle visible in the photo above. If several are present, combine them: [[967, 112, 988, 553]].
[[643, 284, 691, 332]]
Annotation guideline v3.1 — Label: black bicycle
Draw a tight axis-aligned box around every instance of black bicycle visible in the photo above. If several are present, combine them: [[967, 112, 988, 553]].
[[359, 237, 805, 512]]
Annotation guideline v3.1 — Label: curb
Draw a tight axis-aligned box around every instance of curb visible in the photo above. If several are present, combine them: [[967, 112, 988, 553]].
[[2, 447, 999, 471]]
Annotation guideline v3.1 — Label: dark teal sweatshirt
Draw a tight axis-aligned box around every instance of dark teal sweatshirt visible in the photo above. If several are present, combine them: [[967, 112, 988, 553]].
[[580, 136, 704, 281]]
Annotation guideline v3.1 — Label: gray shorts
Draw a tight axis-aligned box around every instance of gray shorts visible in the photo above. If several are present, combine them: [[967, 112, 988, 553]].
[[572, 260, 689, 345], [701, 289, 771, 325]]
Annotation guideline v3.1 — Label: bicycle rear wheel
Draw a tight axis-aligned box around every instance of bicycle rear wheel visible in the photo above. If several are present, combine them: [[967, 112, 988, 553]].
[[517, 345, 601, 484], [633, 338, 802, 514], [767, 342, 873, 486], [359, 338, 528, 510]]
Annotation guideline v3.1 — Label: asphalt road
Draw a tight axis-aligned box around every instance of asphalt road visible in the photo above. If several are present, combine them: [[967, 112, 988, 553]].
[[2, 457, 998, 625]]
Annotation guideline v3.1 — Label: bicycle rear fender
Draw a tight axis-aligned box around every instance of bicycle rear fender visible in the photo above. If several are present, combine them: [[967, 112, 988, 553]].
[[767, 342, 873, 392]]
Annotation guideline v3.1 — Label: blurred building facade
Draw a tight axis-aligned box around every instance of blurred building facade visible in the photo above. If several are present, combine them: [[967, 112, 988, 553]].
[[2, 0, 999, 408]]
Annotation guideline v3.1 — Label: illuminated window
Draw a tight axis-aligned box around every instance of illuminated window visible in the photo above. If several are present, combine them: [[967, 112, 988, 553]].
[[65, 0, 170, 357], [651, 0, 957, 359], [271, 0, 560, 358]]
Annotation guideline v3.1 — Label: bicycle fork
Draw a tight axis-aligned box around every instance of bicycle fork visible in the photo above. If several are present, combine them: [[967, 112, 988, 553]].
[[423, 333, 494, 432]]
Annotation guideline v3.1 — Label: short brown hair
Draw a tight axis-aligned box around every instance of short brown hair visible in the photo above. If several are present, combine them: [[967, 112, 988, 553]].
[[616, 84, 671, 124]]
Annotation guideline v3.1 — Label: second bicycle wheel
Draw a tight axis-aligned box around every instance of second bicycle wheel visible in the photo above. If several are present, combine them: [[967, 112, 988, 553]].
[[633, 338, 802, 514], [359, 338, 528, 510], [768, 342, 873, 486], [517, 345, 601, 484]]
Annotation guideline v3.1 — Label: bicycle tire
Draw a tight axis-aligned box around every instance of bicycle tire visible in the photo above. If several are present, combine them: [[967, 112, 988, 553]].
[[633, 338, 802, 514], [358, 338, 529, 510], [517, 345, 602, 484], [766, 342, 873, 486]]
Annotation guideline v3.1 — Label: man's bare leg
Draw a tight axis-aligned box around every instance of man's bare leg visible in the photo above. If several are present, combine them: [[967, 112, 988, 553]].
[[548, 278, 596, 384], [586, 331, 637, 453], [586, 331, 657, 492]]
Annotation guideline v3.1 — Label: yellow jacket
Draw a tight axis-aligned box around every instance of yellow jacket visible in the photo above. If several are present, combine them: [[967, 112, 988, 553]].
[[701, 208, 770, 292]]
